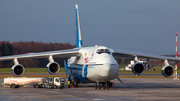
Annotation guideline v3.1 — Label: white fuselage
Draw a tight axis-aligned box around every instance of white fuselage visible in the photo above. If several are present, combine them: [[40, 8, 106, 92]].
[[68, 46, 119, 83]]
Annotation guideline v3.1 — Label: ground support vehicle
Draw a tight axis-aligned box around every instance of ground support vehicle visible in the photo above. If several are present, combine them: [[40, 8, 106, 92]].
[[2, 77, 43, 88], [34, 77, 65, 89], [2, 77, 65, 89]]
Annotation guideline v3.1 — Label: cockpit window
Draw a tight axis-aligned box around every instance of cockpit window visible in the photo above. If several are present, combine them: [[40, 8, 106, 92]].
[[97, 49, 110, 54], [105, 49, 109, 52]]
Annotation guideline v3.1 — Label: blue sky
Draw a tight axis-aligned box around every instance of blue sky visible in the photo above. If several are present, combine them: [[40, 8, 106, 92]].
[[0, 0, 180, 55]]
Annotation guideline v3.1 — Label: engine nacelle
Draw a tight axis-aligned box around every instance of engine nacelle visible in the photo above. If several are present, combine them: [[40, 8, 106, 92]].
[[161, 65, 174, 77], [11, 64, 25, 76], [46, 62, 60, 74], [132, 62, 145, 75]]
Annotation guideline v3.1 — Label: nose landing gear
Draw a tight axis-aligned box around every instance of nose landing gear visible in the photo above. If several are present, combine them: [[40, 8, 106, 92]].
[[95, 81, 113, 89], [95, 82, 101, 89]]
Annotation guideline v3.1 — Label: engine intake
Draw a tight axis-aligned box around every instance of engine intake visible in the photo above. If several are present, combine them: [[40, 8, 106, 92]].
[[161, 65, 174, 77], [46, 62, 60, 74], [11, 64, 25, 76], [132, 62, 145, 75]]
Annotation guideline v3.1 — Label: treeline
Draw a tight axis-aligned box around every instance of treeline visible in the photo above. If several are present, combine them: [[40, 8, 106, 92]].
[[1, 41, 180, 69], [0, 41, 75, 68]]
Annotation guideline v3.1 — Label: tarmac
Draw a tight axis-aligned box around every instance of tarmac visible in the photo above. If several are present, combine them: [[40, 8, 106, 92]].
[[1, 78, 180, 101]]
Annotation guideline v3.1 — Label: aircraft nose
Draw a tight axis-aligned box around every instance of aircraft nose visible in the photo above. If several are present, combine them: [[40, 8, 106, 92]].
[[103, 63, 111, 71], [98, 63, 118, 77]]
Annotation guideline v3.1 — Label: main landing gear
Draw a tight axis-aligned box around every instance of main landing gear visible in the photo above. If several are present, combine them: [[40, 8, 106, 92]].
[[95, 81, 113, 89]]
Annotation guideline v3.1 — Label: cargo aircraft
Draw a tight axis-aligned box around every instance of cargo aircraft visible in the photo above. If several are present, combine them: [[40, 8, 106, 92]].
[[0, 4, 180, 89]]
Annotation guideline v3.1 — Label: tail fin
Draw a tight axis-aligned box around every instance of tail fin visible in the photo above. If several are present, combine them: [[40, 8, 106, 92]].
[[75, 4, 83, 48]]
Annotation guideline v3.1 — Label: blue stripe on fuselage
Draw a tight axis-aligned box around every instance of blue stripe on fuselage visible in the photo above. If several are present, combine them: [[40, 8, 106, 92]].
[[84, 65, 87, 78]]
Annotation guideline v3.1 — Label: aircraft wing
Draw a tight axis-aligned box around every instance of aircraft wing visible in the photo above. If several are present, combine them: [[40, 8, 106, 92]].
[[0, 48, 80, 61], [112, 49, 180, 62]]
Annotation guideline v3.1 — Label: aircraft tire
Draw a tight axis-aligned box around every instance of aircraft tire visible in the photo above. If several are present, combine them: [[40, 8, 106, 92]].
[[102, 83, 106, 89], [36, 84, 39, 89], [107, 84, 109, 89], [54, 85, 57, 89], [107, 86, 109, 89], [107, 81, 110, 89], [110, 82, 113, 87], [11, 84, 16, 88], [16, 85, 20, 88], [99, 85, 101, 89], [95, 85, 97, 89], [103, 84, 106, 89]]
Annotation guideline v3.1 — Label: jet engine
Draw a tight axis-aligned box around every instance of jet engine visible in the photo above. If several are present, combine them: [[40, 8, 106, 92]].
[[11, 64, 25, 76], [131, 62, 145, 75], [46, 62, 60, 74], [161, 65, 174, 77]]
